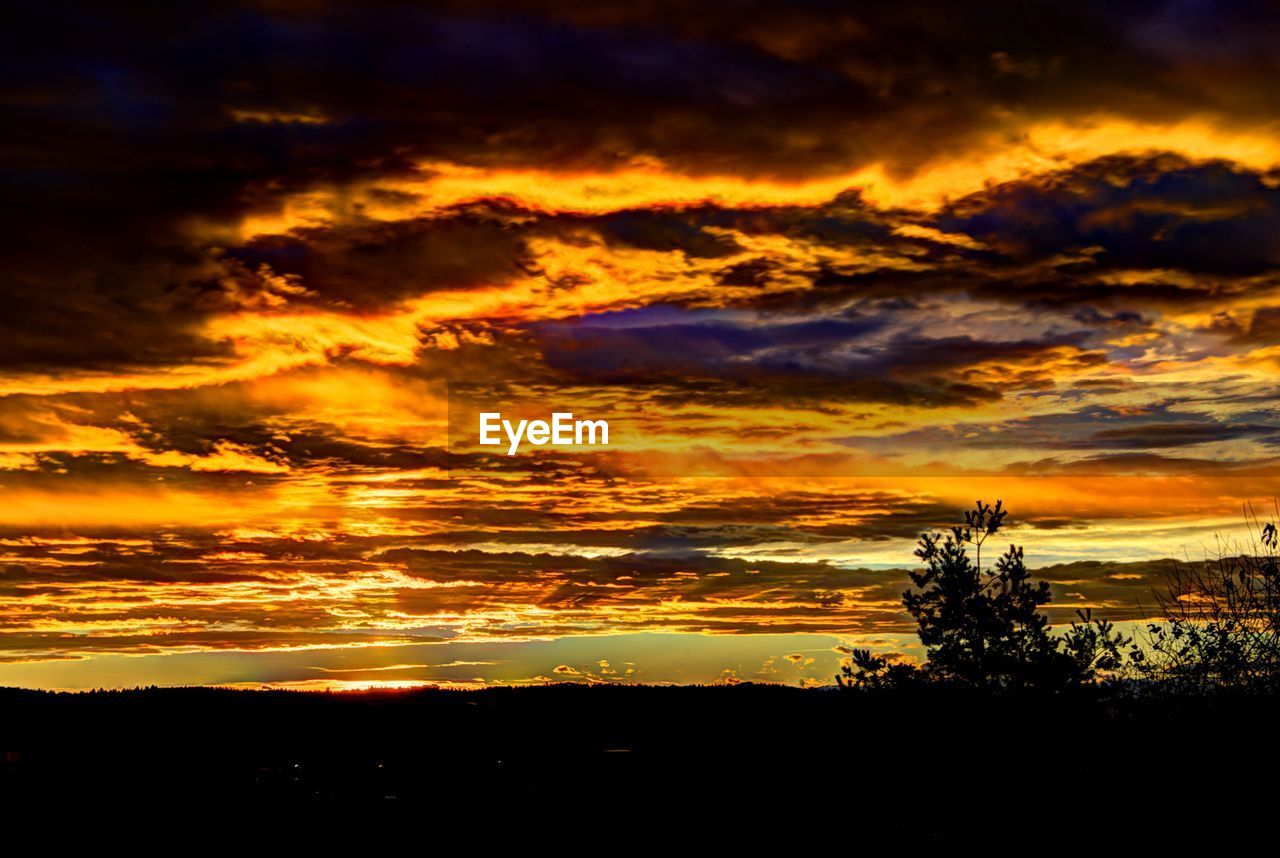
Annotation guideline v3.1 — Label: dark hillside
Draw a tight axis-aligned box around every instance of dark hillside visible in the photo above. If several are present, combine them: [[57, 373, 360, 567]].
[[2, 683, 1271, 845]]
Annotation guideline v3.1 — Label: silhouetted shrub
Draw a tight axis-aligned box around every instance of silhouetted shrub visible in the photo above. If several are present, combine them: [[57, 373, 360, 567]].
[[1142, 510, 1280, 693]]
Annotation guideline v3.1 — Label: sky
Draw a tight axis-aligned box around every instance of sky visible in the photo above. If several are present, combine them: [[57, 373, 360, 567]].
[[4, 0, 1280, 689]]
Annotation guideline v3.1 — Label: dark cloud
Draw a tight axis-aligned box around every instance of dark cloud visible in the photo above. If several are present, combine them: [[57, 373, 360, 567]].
[[534, 315, 888, 375], [1208, 306, 1280, 346], [840, 396, 1280, 472], [232, 212, 536, 309], [940, 156, 1280, 277], [6, 1, 1280, 371]]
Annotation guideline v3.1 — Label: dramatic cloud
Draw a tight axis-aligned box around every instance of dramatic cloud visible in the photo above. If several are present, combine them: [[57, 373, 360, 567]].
[[4, 1, 1280, 686]]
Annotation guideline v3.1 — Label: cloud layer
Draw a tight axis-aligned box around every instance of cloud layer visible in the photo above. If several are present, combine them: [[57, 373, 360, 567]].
[[3, 1, 1280, 685]]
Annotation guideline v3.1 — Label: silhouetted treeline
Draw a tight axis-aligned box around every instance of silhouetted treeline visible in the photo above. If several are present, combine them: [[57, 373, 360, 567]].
[[1142, 509, 1280, 693], [841, 500, 1280, 696]]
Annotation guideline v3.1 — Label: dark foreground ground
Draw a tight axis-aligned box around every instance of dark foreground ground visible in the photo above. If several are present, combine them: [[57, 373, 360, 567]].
[[2, 682, 1274, 844]]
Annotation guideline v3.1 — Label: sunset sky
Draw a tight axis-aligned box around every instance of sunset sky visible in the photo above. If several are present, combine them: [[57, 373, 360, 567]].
[[4, 0, 1280, 689]]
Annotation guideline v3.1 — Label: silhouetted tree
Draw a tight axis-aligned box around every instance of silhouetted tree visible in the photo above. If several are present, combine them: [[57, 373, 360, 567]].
[[840, 500, 1130, 691], [1142, 509, 1280, 693]]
